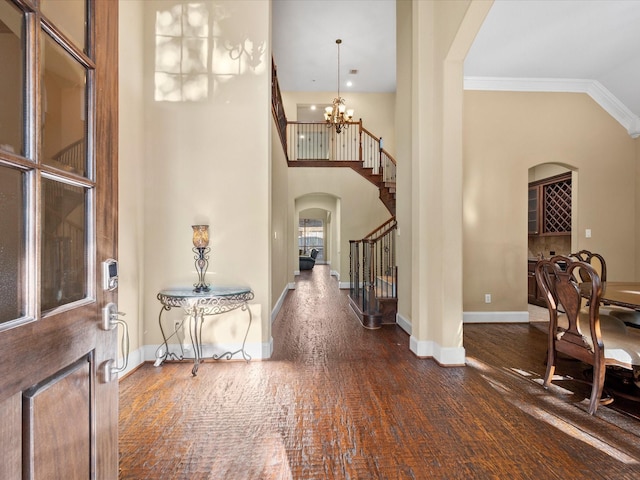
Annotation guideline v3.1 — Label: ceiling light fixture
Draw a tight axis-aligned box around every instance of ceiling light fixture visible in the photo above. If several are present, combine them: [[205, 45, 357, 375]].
[[324, 39, 354, 134]]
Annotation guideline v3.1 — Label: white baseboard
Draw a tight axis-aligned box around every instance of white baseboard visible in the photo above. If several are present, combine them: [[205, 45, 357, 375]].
[[263, 336, 273, 358], [396, 312, 411, 334], [118, 346, 145, 379], [409, 336, 465, 366], [463, 311, 529, 324], [271, 284, 290, 324], [143, 340, 272, 366]]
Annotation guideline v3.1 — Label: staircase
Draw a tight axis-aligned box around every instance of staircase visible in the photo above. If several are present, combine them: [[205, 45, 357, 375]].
[[285, 122, 397, 215], [349, 218, 397, 329], [272, 59, 398, 327]]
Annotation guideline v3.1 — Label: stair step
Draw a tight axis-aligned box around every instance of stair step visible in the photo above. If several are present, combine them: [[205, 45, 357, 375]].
[[377, 297, 398, 325]]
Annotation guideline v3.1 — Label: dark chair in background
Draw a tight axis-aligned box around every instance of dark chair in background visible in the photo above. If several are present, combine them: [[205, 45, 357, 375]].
[[570, 249, 640, 326], [569, 250, 607, 282], [299, 249, 318, 271]]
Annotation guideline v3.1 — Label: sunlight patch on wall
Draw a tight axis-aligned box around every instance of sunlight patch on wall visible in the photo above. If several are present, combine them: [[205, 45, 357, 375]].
[[155, 3, 209, 102], [154, 2, 266, 103]]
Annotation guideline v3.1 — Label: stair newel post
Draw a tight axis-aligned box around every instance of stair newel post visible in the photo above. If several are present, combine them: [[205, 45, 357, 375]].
[[358, 118, 363, 164], [365, 239, 378, 316], [349, 240, 356, 300], [360, 239, 366, 311], [379, 137, 383, 178]]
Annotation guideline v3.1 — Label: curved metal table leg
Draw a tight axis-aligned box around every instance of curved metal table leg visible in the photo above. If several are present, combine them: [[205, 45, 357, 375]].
[[211, 302, 253, 362], [190, 308, 204, 376]]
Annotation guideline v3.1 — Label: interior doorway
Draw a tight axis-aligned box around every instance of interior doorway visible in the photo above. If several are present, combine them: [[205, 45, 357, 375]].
[[527, 163, 577, 308], [527, 163, 576, 259]]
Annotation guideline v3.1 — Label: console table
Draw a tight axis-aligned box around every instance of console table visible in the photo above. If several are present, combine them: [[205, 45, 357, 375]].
[[155, 286, 254, 375]]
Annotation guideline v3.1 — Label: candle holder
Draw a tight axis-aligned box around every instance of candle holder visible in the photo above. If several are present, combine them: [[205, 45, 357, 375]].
[[192, 225, 211, 293]]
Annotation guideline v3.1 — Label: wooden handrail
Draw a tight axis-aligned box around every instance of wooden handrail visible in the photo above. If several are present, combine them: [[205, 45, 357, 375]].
[[271, 57, 288, 160], [363, 217, 396, 240], [367, 222, 397, 243]]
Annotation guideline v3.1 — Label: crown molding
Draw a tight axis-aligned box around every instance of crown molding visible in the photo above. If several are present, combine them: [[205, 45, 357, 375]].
[[464, 76, 640, 138]]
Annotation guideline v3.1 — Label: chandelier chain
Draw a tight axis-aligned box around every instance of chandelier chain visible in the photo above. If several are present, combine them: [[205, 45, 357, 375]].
[[325, 38, 354, 134]]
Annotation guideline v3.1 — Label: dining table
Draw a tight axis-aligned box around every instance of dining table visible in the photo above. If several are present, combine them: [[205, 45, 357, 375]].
[[599, 282, 640, 332], [601, 282, 640, 312], [576, 281, 640, 400]]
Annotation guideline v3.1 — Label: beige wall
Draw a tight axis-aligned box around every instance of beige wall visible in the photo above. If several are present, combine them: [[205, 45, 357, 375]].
[[271, 116, 290, 313], [397, 0, 489, 365], [118, 0, 145, 364], [395, 0, 413, 330], [142, 0, 271, 349], [118, 0, 272, 366], [463, 90, 638, 314]]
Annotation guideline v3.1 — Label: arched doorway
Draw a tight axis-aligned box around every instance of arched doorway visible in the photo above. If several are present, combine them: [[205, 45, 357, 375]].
[[294, 193, 340, 278], [527, 163, 577, 308]]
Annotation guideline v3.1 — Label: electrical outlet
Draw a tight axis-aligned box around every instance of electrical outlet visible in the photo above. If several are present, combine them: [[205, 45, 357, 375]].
[[585, 228, 592, 238], [485, 294, 491, 304]]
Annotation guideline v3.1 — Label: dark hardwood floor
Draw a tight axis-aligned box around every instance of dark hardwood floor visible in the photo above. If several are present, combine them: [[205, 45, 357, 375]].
[[119, 266, 640, 479]]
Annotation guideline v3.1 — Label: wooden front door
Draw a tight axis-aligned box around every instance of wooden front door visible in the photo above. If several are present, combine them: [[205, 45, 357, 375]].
[[0, 0, 118, 478]]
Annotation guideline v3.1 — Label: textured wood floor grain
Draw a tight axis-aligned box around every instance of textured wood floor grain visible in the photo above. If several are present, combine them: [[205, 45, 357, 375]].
[[119, 266, 640, 479]]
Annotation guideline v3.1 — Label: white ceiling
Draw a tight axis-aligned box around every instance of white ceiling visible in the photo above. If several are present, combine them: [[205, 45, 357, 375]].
[[272, 0, 640, 136], [272, 0, 396, 93]]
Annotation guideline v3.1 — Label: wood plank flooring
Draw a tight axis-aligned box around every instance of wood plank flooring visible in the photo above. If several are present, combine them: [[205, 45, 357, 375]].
[[119, 266, 640, 479]]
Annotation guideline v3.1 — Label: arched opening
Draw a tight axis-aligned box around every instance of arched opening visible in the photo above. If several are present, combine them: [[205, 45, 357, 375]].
[[294, 193, 340, 278], [527, 162, 577, 308], [527, 162, 577, 258]]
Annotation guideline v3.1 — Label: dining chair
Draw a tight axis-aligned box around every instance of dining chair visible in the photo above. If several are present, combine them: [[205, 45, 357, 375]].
[[569, 250, 606, 281], [570, 250, 640, 326], [535, 255, 640, 414]]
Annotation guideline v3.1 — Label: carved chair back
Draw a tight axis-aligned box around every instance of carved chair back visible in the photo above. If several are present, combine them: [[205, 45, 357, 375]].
[[536, 256, 604, 365], [569, 250, 607, 283]]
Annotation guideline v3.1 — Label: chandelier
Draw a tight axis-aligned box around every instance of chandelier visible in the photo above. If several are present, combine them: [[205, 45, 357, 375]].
[[324, 39, 354, 134]]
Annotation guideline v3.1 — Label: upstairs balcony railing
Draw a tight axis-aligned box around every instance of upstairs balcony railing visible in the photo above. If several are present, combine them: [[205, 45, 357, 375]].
[[271, 58, 396, 183], [287, 122, 396, 184]]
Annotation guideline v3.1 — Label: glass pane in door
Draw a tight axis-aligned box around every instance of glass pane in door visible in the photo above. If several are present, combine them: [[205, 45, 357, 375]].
[[41, 178, 87, 311], [40, 0, 86, 52], [41, 32, 88, 177], [0, 165, 25, 323], [0, 0, 24, 156]]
